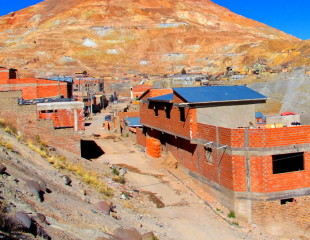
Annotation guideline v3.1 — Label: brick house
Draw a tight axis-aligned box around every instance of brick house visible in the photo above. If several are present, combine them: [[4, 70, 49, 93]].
[[131, 84, 152, 99], [0, 67, 73, 99], [138, 86, 309, 237], [0, 91, 82, 154]]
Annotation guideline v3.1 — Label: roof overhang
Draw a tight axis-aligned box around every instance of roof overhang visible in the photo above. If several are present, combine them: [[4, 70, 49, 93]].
[[175, 98, 268, 107]]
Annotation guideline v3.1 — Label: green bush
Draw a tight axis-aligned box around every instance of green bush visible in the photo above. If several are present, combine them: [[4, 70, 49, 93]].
[[228, 211, 235, 218]]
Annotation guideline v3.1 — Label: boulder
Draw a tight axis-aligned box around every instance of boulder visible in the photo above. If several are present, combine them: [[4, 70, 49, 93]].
[[142, 232, 156, 240], [24, 179, 44, 202], [64, 175, 72, 186], [15, 211, 32, 229], [112, 227, 142, 240], [96, 235, 123, 240], [0, 163, 6, 174], [95, 201, 113, 215]]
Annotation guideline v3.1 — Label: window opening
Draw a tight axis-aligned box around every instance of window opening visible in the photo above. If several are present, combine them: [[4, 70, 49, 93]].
[[280, 198, 294, 205], [179, 107, 185, 122], [272, 152, 304, 174], [165, 105, 171, 119], [204, 147, 213, 163], [154, 106, 158, 116]]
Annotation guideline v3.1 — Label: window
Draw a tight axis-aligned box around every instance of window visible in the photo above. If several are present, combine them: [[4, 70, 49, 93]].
[[204, 147, 213, 163], [179, 107, 185, 122], [280, 198, 294, 205], [40, 110, 53, 113], [154, 106, 158, 116], [272, 152, 304, 174], [165, 105, 171, 119]]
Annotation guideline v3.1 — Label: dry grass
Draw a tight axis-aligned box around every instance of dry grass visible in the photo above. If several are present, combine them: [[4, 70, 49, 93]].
[[0, 120, 114, 197], [26, 139, 114, 197], [122, 200, 135, 209], [0, 137, 14, 151]]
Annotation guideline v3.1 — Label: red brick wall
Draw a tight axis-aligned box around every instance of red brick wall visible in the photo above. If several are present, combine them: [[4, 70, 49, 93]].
[[232, 155, 247, 191], [229, 126, 310, 193], [252, 196, 310, 237], [38, 109, 84, 130], [0, 78, 71, 99], [140, 102, 196, 139], [118, 111, 140, 119], [249, 154, 310, 193], [136, 128, 146, 147], [0, 71, 9, 81]]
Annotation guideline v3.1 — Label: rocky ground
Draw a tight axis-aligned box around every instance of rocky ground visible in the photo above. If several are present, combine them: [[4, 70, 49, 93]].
[[0, 111, 296, 240]]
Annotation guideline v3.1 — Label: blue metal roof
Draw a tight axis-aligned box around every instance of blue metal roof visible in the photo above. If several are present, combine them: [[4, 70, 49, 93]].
[[173, 86, 267, 103], [125, 117, 142, 127], [255, 112, 264, 118], [148, 93, 174, 102], [47, 77, 73, 83]]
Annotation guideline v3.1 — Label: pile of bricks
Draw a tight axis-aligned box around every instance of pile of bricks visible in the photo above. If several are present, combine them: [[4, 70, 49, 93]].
[[146, 137, 161, 158]]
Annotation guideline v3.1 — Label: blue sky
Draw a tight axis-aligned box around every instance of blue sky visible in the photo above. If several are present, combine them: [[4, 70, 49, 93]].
[[212, 0, 310, 40], [0, 0, 309, 40]]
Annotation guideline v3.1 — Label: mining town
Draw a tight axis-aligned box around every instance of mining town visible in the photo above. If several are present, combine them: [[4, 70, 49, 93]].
[[0, 0, 309, 240]]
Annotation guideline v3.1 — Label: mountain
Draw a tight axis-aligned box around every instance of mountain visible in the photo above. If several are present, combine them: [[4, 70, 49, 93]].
[[0, 0, 307, 77]]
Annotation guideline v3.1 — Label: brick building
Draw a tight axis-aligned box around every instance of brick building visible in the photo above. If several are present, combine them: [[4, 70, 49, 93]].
[[138, 86, 309, 237], [72, 77, 104, 93], [0, 91, 82, 154], [0, 67, 72, 99], [131, 84, 152, 99]]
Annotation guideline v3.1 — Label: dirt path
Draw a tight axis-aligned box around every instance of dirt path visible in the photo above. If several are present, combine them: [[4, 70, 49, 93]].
[[84, 111, 276, 240]]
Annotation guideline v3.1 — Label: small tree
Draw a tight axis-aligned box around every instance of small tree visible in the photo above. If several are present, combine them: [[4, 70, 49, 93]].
[[181, 68, 186, 75]]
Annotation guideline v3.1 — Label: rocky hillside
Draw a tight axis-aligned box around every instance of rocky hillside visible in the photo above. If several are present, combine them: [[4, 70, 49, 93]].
[[0, 0, 307, 77]]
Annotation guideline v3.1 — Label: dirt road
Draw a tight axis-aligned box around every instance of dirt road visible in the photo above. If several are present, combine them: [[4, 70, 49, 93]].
[[83, 111, 276, 240]]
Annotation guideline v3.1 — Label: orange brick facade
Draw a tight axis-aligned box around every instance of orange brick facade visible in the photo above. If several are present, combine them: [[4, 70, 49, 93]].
[[38, 108, 84, 130], [0, 68, 72, 99], [139, 90, 310, 237]]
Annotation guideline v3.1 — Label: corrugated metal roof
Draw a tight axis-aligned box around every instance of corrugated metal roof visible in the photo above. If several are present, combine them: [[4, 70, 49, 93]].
[[20, 98, 78, 105], [125, 117, 142, 127], [173, 86, 267, 103], [148, 93, 173, 102], [47, 77, 73, 83], [255, 112, 264, 118]]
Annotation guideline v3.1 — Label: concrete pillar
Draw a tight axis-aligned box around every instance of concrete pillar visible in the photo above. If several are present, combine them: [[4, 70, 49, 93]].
[[74, 108, 78, 133]]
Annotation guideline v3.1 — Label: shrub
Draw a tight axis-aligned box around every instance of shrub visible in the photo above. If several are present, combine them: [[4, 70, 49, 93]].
[[112, 175, 125, 184], [17, 134, 23, 141], [0, 119, 6, 128], [228, 211, 235, 218], [112, 168, 119, 175]]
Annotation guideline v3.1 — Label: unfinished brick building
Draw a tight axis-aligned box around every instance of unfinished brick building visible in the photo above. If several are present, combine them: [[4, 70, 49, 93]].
[[0, 91, 83, 154], [138, 86, 309, 237], [0, 67, 72, 99]]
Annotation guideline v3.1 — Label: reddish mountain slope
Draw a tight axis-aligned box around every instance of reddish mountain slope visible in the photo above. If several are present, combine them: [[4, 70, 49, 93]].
[[0, 0, 306, 77]]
